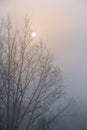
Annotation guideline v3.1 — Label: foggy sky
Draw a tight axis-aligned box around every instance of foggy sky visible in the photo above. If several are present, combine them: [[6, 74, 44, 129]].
[[0, 0, 87, 102]]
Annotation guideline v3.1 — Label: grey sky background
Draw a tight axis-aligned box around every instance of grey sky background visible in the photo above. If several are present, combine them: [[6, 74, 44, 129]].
[[0, 0, 87, 102]]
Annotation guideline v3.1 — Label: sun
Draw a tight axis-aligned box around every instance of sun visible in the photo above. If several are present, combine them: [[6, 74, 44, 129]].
[[31, 32, 37, 38]]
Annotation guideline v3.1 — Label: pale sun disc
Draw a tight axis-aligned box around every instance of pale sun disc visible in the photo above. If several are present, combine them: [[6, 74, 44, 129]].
[[31, 32, 37, 38]]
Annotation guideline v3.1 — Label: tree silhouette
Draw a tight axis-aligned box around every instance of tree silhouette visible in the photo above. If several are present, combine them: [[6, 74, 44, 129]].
[[0, 17, 63, 130]]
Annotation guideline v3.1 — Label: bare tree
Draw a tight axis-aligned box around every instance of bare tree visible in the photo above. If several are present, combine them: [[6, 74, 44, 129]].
[[0, 17, 63, 130]]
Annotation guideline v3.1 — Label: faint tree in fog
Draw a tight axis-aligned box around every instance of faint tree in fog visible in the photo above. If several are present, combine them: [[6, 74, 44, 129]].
[[37, 100, 72, 130], [38, 116, 49, 130], [0, 17, 63, 130]]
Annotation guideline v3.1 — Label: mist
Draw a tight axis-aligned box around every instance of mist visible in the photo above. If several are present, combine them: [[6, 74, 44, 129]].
[[1, 0, 86, 101], [0, 0, 87, 129]]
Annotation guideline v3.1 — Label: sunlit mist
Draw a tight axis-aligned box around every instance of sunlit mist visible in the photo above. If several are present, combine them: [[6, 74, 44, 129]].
[[0, 1, 87, 129]]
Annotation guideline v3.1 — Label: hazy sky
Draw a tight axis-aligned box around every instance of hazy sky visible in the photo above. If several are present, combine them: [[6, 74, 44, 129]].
[[0, 0, 87, 101]]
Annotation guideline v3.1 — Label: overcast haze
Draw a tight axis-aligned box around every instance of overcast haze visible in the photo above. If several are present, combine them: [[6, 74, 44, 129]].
[[0, 0, 87, 102]]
